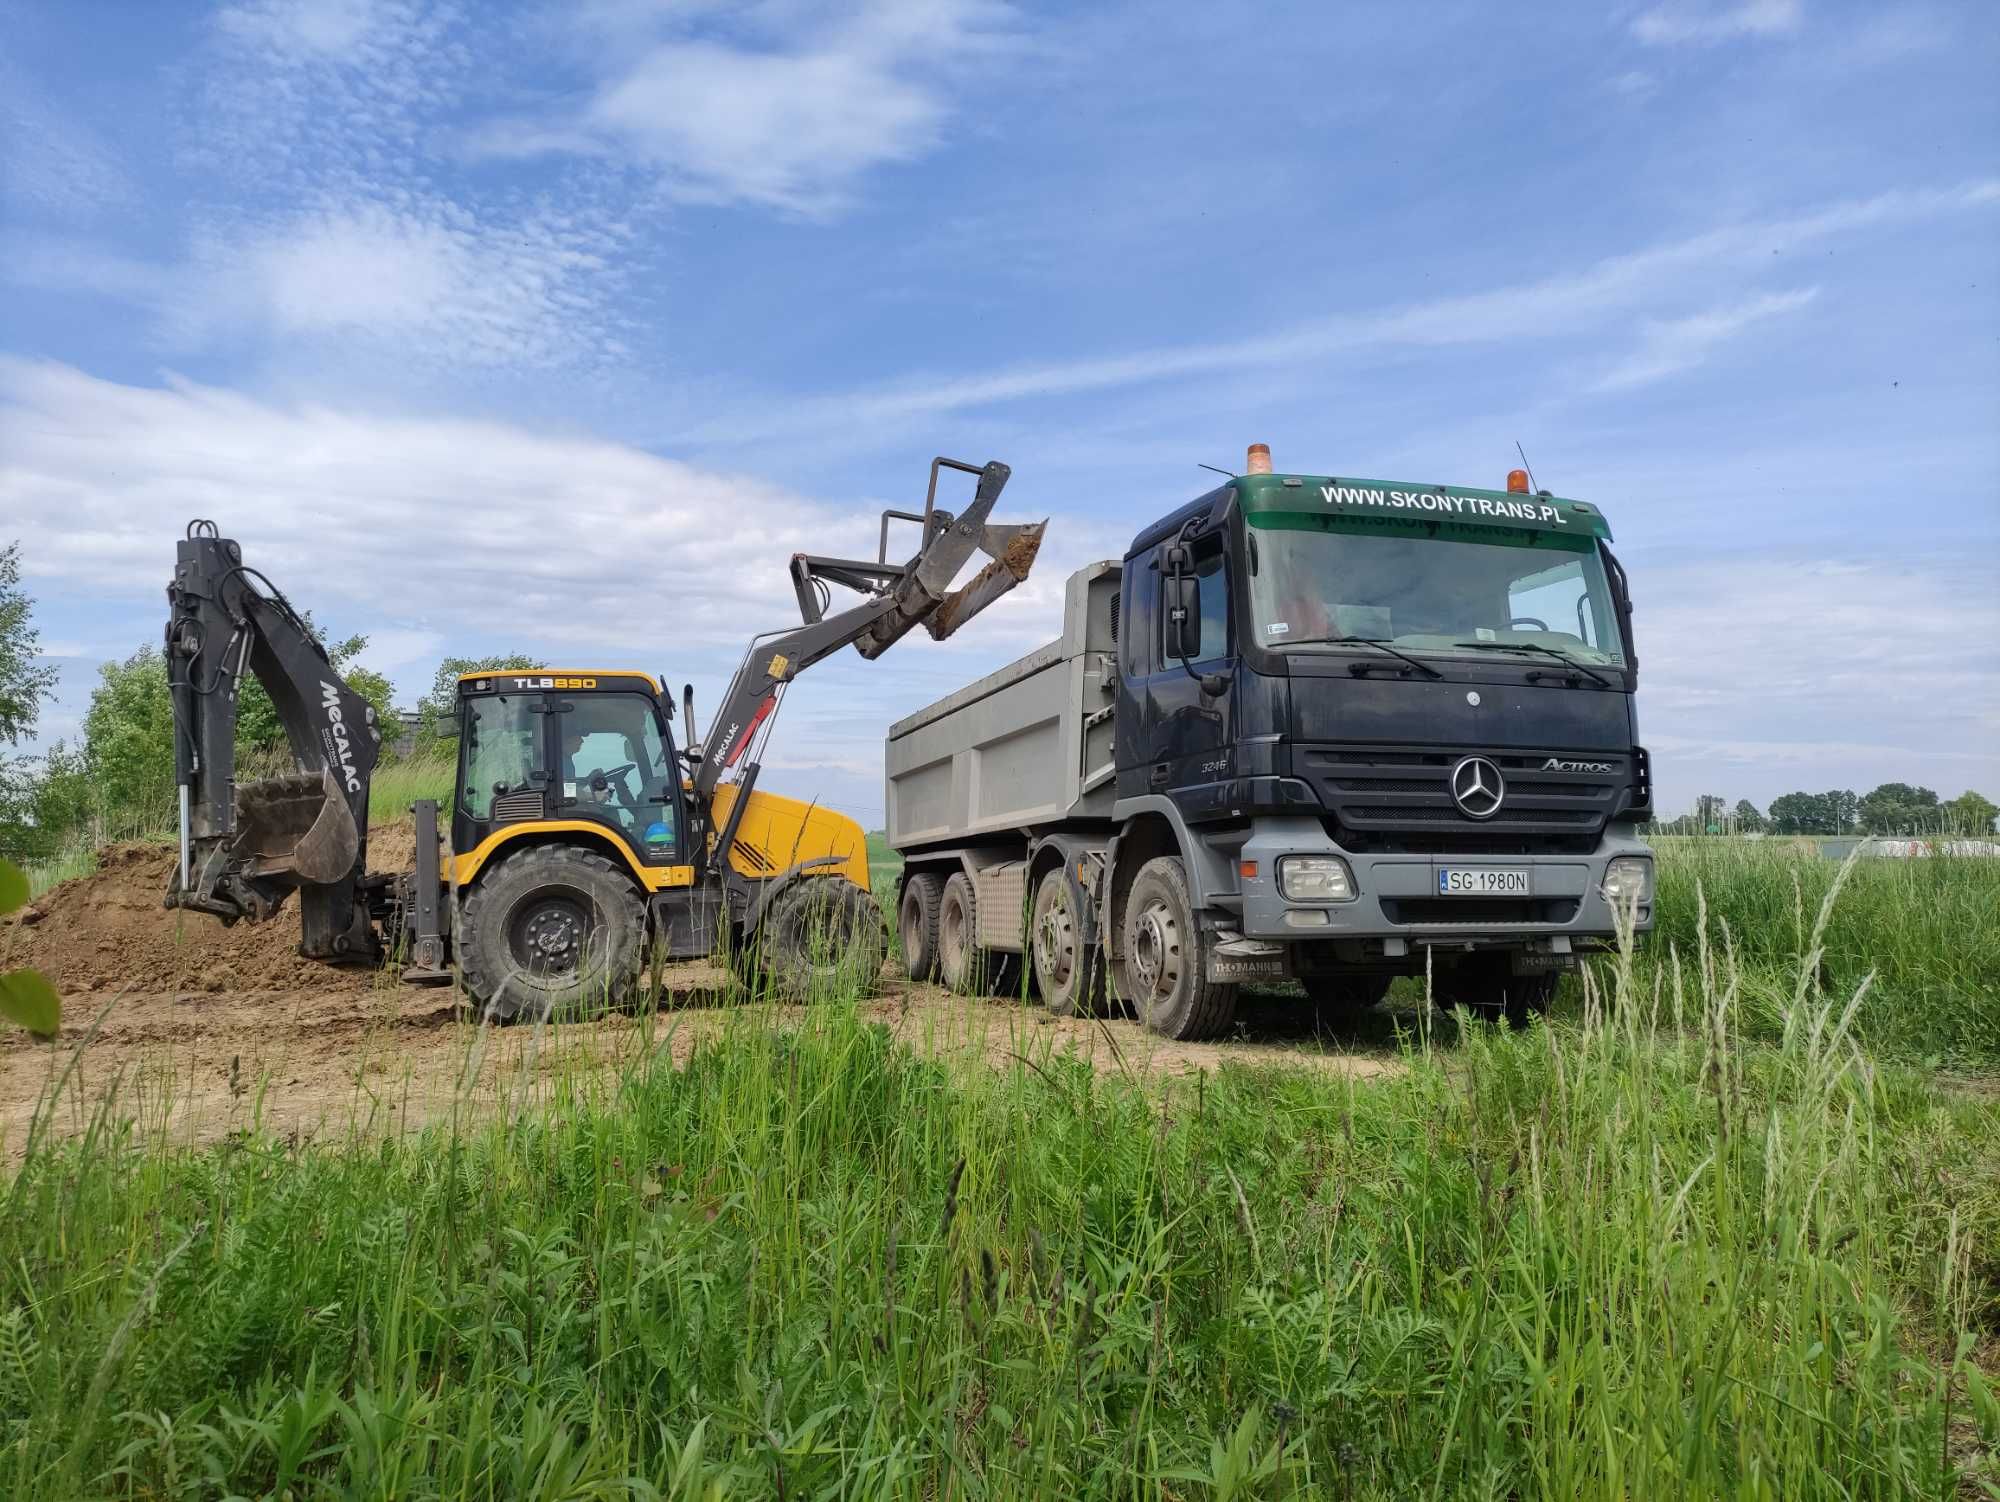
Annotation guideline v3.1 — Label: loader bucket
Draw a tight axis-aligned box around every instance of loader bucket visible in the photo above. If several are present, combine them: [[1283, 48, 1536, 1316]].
[[233, 768, 360, 883], [925, 521, 1046, 641]]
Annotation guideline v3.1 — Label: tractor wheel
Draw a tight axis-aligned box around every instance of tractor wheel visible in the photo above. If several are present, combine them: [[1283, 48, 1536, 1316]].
[[1031, 867, 1102, 1016], [460, 844, 646, 1024], [898, 872, 944, 982], [1116, 856, 1236, 1040], [758, 877, 886, 1001]]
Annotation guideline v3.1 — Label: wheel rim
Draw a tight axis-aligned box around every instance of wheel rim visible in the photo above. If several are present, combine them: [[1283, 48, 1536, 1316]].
[[507, 889, 594, 983], [1129, 896, 1182, 1006], [899, 889, 924, 963], [1033, 882, 1076, 995]]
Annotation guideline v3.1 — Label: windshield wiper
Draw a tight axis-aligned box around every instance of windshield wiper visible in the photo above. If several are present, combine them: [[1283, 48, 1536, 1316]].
[[1331, 637, 1444, 680], [1452, 640, 1612, 687]]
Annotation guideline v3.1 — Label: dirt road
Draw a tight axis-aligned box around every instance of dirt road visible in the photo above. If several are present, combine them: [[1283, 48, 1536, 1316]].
[[1, 829, 1403, 1154]]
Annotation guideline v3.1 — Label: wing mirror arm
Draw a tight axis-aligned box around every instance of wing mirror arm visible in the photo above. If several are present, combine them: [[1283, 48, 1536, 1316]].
[[1165, 539, 1228, 699]]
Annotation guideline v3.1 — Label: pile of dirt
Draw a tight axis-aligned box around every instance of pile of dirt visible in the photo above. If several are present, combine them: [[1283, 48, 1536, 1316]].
[[3, 818, 417, 996]]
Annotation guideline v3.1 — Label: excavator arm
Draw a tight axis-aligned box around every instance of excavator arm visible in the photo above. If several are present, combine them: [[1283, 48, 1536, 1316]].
[[693, 457, 1044, 868], [164, 522, 383, 962]]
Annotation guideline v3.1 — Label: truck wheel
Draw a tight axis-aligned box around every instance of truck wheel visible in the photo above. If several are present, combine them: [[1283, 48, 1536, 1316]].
[[460, 844, 646, 1024], [1117, 856, 1236, 1040], [937, 872, 1017, 995], [1302, 973, 1392, 1015], [1031, 867, 1101, 1016], [1433, 955, 1557, 1026], [898, 872, 944, 982], [758, 877, 885, 1001]]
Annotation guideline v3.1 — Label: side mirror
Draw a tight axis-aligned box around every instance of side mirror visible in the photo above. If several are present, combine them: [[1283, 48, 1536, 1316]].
[[1164, 574, 1202, 661]]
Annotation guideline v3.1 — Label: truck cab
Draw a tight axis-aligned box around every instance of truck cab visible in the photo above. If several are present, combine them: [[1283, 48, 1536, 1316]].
[[889, 452, 1654, 1037]]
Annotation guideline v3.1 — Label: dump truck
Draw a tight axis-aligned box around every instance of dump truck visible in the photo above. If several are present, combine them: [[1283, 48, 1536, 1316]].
[[163, 457, 1044, 1019], [887, 446, 1654, 1036]]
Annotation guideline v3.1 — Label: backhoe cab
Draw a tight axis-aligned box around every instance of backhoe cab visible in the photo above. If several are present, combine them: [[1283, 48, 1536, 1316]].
[[163, 458, 1044, 1019]]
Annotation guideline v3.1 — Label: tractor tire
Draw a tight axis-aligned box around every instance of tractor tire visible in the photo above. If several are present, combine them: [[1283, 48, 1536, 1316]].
[[757, 877, 886, 1002], [1433, 954, 1558, 1027], [898, 872, 944, 982], [1302, 973, 1393, 1017], [459, 844, 646, 1024], [1030, 866, 1102, 1016], [1116, 856, 1236, 1040], [937, 871, 1018, 996]]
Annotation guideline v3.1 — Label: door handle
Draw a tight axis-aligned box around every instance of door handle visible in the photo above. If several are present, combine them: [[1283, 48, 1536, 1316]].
[[1149, 763, 1170, 787]]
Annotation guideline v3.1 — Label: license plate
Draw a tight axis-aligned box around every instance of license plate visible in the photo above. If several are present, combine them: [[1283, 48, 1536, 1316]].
[[1437, 867, 1530, 895]]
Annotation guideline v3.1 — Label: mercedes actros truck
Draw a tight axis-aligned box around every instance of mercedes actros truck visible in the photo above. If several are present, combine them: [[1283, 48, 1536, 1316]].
[[886, 445, 1654, 1037]]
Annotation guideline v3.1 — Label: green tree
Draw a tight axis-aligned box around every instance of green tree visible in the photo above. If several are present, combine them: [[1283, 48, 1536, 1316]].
[[1732, 798, 1766, 833], [1857, 782, 1940, 834], [1768, 790, 1856, 835], [415, 655, 541, 740], [0, 541, 58, 748], [80, 648, 178, 835], [1945, 789, 1998, 836], [79, 627, 397, 838]]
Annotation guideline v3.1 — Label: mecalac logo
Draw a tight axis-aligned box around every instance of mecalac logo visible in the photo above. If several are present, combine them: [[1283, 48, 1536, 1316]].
[[1541, 757, 1615, 774], [320, 681, 362, 793]]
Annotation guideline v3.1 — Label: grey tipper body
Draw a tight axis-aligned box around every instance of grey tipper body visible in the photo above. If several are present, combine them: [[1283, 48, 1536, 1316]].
[[886, 459, 1655, 1040]]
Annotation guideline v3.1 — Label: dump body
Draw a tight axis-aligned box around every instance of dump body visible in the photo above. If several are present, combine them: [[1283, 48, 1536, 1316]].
[[886, 563, 1119, 850]]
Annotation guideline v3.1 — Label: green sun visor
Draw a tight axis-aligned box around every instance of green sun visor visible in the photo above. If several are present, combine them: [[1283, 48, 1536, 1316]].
[[1238, 474, 1614, 545]]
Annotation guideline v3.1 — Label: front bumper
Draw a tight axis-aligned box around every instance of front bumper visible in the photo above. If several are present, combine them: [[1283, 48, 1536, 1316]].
[[1233, 817, 1655, 949]]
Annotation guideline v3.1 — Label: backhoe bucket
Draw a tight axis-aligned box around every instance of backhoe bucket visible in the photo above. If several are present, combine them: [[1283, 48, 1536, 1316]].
[[233, 768, 359, 883]]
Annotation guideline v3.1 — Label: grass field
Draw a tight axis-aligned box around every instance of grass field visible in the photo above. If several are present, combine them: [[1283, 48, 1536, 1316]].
[[3, 840, 1998, 1497]]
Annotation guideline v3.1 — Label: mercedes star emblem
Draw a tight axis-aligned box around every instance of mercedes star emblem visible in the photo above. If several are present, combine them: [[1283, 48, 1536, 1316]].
[[1465, 690, 1481, 706], [1449, 755, 1506, 819]]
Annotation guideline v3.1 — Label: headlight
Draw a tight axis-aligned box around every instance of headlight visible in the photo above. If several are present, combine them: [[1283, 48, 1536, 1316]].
[[1601, 856, 1653, 906], [1278, 855, 1356, 902]]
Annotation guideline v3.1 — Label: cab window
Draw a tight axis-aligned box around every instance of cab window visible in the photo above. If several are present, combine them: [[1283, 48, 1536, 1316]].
[[558, 694, 681, 861], [460, 694, 542, 819]]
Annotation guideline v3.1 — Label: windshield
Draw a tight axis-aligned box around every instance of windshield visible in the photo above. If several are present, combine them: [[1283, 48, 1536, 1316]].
[[1245, 513, 1627, 666]]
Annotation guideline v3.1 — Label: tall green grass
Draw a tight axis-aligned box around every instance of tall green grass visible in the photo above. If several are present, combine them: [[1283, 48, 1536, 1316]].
[[2, 891, 1996, 1497], [1644, 838, 2000, 1065]]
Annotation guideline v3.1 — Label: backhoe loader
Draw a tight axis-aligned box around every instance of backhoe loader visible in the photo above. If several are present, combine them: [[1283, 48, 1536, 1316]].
[[163, 458, 1044, 1019]]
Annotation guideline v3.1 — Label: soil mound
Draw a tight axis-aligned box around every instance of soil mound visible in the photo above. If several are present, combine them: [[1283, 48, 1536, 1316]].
[[5, 818, 417, 996]]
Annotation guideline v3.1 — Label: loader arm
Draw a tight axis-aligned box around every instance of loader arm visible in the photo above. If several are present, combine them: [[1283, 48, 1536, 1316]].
[[163, 522, 383, 962], [693, 457, 1044, 865]]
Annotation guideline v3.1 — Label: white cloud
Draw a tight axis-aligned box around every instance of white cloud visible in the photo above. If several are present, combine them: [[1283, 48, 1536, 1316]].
[[470, 0, 1018, 215], [0, 359, 1073, 802], [214, 0, 393, 58], [677, 178, 1999, 443], [1592, 286, 1819, 390], [176, 200, 630, 367], [1636, 555, 2000, 808], [1633, 0, 1803, 47]]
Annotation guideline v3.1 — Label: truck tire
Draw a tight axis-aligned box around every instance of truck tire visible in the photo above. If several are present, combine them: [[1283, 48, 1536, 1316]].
[[1117, 856, 1236, 1040], [1303, 973, 1393, 1017], [898, 872, 944, 982], [1031, 867, 1101, 1016], [758, 876, 885, 1001], [937, 871, 1017, 995], [460, 844, 646, 1024], [1433, 955, 1557, 1027]]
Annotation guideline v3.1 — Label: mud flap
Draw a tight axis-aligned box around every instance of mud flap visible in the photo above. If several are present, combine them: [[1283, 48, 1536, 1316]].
[[234, 768, 359, 883]]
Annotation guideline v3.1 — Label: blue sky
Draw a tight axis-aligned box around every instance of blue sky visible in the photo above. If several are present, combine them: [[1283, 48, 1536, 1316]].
[[3, 0, 1996, 825]]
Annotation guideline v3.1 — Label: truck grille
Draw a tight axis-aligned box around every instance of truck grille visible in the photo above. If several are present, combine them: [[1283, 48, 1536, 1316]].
[[1298, 744, 1629, 855]]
